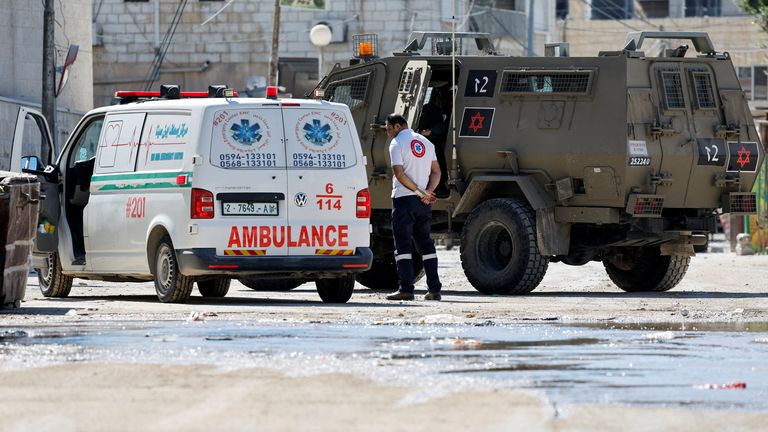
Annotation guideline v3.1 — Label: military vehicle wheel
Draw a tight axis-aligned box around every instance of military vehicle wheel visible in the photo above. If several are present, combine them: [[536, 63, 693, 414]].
[[604, 247, 690, 292], [355, 235, 424, 291], [154, 237, 194, 303], [239, 277, 302, 291], [316, 275, 355, 303], [37, 252, 73, 298], [460, 198, 548, 295], [197, 278, 231, 297]]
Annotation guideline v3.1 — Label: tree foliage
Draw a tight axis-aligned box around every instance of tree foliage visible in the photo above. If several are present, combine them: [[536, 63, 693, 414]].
[[742, 0, 768, 33]]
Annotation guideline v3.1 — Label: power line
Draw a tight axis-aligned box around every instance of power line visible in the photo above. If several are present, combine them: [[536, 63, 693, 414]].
[[143, 0, 189, 91]]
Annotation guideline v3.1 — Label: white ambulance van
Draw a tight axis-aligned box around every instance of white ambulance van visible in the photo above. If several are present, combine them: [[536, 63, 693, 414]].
[[14, 86, 372, 303]]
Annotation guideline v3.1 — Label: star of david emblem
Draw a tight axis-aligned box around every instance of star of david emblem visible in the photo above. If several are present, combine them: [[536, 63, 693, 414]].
[[468, 112, 485, 133], [736, 146, 751, 169], [230, 119, 262, 146]]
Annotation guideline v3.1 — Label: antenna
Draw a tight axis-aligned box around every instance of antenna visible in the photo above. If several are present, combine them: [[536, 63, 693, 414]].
[[449, 1, 458, 189]]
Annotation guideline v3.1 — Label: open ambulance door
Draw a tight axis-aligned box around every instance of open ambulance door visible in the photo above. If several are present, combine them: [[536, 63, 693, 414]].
[[10, 107, 59, 253]]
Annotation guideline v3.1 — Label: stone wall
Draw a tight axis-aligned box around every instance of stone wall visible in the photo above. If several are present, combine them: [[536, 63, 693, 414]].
[[560, 0, 765, 68], [0, 0, 93, 166], [92, 0, 452, 105]]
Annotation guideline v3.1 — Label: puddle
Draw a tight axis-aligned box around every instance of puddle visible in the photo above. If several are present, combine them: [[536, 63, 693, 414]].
[[1, 321, 767, 410]]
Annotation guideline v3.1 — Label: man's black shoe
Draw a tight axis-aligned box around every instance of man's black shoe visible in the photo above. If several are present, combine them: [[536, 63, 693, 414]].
[[72, 256, 86, 266], [424, 292, 441, 301], [386, 291, 415, 301]]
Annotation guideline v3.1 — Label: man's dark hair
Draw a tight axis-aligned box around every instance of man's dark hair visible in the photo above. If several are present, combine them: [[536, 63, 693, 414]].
[[386, 113, 408, 127]]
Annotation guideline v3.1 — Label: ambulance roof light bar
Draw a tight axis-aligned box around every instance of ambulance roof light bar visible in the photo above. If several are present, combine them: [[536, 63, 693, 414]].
[[114, 84, 238, 104], [266, 86, 278, 99]]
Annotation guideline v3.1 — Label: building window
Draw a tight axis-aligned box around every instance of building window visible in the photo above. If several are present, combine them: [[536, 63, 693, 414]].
[[591, 0, 634, 20], [637, 0, 669, 18], [756, 66, 767, 101], [473, 0, 520, 10], [738, 66, 768, 101], [556, 0, 569, 19], [684, 0, 721, 17]]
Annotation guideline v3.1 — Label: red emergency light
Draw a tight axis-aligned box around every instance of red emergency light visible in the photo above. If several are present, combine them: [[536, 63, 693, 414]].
[[266, 86, 278, 99]]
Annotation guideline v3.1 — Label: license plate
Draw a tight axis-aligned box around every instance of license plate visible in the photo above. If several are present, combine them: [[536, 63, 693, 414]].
[[222, 202, 278, 216]]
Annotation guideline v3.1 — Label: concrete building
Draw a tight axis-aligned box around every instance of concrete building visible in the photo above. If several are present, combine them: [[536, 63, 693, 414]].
[[0, 0, 93, 169], [91, 0, 557, 106], [556, 0, 768, 110]]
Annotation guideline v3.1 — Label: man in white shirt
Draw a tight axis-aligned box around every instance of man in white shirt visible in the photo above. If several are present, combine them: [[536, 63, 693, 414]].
[[384, 113, 443, 301]]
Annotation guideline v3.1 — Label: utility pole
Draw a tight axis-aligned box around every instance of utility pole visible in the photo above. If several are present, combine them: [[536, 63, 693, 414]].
[[269, 0, 281, 86], [42, 0, 57, 152], [526, 0, 534, 56]]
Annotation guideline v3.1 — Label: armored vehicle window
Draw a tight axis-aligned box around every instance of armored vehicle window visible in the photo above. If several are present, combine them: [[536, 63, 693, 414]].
[[500, 70, 592, 95], [324, 72, 371, 111], [661, 71, 685, 109], [691, 71, 716, 109]]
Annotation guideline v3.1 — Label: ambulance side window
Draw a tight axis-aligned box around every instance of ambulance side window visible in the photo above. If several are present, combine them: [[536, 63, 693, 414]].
[[95, 113, 146, 174], [137, 113, 191, 171], [69, 119, 103, 168]]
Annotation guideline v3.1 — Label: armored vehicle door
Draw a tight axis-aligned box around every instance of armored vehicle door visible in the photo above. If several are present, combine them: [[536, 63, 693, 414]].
[[650, 63, 696, 206], [395, 60, 432, 128]]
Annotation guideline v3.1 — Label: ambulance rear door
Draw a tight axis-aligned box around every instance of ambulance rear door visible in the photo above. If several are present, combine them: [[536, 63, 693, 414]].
[[207, 105, 289, 257], [282, 103, 368, 256]]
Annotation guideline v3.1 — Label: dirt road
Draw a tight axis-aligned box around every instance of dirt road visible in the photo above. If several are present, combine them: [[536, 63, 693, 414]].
[[1, 248, 767, 432], [3, 247, 767, 325]]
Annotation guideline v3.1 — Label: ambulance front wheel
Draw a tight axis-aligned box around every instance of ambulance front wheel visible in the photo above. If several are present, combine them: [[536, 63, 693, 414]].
[[315, 274, 355, 303], [197, 278, 231, 297], [153, 237, 194, 303], [37, 252, 73, 298]]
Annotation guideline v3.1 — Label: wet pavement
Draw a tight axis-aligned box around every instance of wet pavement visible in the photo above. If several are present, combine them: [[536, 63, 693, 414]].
[[1, 320, 767, 411]]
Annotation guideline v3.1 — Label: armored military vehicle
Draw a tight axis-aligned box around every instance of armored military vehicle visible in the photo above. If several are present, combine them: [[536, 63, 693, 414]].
[[317, 31, 764, 294]]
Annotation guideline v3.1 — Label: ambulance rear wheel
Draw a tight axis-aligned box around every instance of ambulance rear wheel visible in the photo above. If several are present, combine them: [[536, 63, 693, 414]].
[[604, 247, 690, 292], [37, 252, 73, 298], [197, 278, 231, 297], [154, 237, 194, 303], [315, 274, 355, 303], [355, 235, 424, 291], [238, 277, 302, 291], [460, 198, 548, 295]]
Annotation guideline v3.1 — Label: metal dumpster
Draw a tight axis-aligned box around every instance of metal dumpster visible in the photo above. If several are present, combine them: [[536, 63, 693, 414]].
[[0, 171, 40, 308]]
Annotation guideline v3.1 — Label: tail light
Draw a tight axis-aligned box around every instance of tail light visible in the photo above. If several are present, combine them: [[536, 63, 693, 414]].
[[191, 188, 214, 219], [356, 188, 371, 218]]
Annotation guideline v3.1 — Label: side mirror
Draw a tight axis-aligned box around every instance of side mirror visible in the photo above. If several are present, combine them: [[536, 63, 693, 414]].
[[21, 155, 44, 174]]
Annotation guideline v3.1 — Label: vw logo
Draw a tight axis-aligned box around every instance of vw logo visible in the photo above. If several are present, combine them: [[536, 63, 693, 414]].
[[294, 192, 307, 207]]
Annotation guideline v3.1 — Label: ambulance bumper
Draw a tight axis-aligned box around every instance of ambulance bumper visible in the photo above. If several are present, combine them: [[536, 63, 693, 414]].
[[176, 247, 373, 276]]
